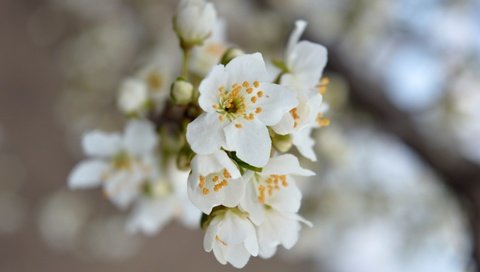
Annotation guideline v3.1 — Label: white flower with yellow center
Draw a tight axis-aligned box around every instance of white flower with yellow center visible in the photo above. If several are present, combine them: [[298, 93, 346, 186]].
[[187, 150, 244, 214], [127, 162, 201, 235], [68, 120, 158, 208], [204, 209, 258, 268], [256, 208, 311, 258], [272, 20, 329, 160], [186, 53, 298, 167], [174, 0, 217, 45], [240, 154, 314, 225]]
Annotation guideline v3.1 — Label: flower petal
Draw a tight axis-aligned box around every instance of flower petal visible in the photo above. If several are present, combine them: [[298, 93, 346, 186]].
[[103, 170, 143, 209], [271, 112, 295, 135], [267, 177, 302, 213], [68, 159, 107, 189], [286, 20, 307, 58], [82, 131, 122, 158], [286, 41, 327, 88], [226, 244, 252, 269], [198, 64, 228, 112], [225, 53, 268, 86], [123, 120, 158, 156], [191, 150, 240, 177], [253, 82, 298, 126], [262, 154, 315, 176], [126, 196, 176, 235], [224, 118, 271, 167], [239, 174, 265, 225], [292, 127, 317, 161], [187, 112, 227, 155]]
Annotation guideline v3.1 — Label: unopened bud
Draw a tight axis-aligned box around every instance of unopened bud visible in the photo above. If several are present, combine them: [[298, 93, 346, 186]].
[[171, 79, 193, 105], [173, 0, 217, 47], [272, 133, 293, 153], [220, 48, 244, 65]]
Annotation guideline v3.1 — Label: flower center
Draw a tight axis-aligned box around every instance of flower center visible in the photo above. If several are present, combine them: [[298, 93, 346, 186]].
[[111, 151, 132, 170], [213, 81, 264, 123], [256, 174, 288, 203], [198, 168, 232, 195]]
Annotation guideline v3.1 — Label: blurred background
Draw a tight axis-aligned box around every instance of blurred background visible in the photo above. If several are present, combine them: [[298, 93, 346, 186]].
[[0, 0, 479, 271]]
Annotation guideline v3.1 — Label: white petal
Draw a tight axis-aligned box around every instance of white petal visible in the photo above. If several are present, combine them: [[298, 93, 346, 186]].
[[186, 112, 227, 155], [240, 174, 265, 225], [292, 127, 317, 161], [271, 112, 295, 135], [68, 159, 107, 189], [267, 177, 302, 213], [103, 170, 143, 209], [286, 20, 307, 58], [126, 196, 175, 235], [253, 82, 298, 126], [123, 120, 158, 156], [187, 173, 223, 214], [224, 119, 271, 167], [226, 244, 252, 269], [262, 154, 315, 176], [191, 151, 240, 178], [287, 41, 327, 88], [259, 244, 277, 259], [218, 210, 249, 245], [225, 53, 268, 86], [204, 216, 221, 252], [221, 177, 247, 208], [82, 131, 122, 158], [198, 64, 228, 112]]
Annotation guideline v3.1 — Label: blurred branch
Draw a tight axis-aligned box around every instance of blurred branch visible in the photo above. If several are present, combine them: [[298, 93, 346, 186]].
[[326, 47, 480, 269]]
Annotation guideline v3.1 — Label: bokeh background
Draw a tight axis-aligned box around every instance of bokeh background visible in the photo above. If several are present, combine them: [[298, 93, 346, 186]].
[[0, 0, 479, 271]]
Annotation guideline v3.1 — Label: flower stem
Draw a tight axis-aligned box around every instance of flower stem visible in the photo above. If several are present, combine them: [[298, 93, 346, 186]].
[[182, 47, 191, 80]]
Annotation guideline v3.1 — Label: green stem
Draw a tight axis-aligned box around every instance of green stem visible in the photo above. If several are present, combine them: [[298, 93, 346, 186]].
[[182, 48, 191, 80]]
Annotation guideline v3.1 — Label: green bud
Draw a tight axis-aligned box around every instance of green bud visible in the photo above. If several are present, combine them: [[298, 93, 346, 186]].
[[272, 133, 293, 153], [220, 48, 244, 65], [170, 79, 193, 105]]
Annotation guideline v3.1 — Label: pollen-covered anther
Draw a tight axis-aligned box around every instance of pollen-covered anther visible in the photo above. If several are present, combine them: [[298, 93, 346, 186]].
[[223, 169, 231, 178], [235, 123, 242, 128], [242, 81, 250, 88], [290, 108, 300, 128], [316, 114, 330, 127], [199, 175, 206, 188], [317, 77, 330, 94], [202, 188, 210, 195], [246, 87, 253, 94], [257, 91, 263, 97], [255, 107, 262, 114], [251, 96, 257, 103], [253, 81, 260, 88]]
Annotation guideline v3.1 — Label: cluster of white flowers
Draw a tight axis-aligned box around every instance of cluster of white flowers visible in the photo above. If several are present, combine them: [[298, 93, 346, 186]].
[[67, 0, 329, 268]]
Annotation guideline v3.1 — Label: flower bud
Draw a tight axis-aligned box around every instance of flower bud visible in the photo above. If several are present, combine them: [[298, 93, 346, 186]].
[[272, 133, 293, 153], [117, 78, 149, 114], [174, 0, 217, 47], [170, 79, 193, 105], [176, 145, 194, 171], [220, 48, 244, 65]]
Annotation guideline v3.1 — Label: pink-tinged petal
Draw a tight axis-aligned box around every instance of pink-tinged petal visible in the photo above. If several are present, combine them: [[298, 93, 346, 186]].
[[82, 131, 122, 158], [262, 154, 315, 176], [199, 64, 228, 112], [254, 82, 298, 126], [224, 118, 271, 167], [186, 112, 227, 155], [225, 53, 268, 86], [68, 159, 108, 189], [123, 120, 158, 156]]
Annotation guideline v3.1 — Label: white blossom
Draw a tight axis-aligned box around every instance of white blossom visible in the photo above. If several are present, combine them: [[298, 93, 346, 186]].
[[174, 0, 217, 45], [117, 78, 149, 115], [127, 162, 201, 235], [272, 20, 329, 160], [68, 120, 158, 208], [186, 53, 297, 167], [204, 209, 258, 268], [187, 150, 244, 214], [240, 154, 314, 225]]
